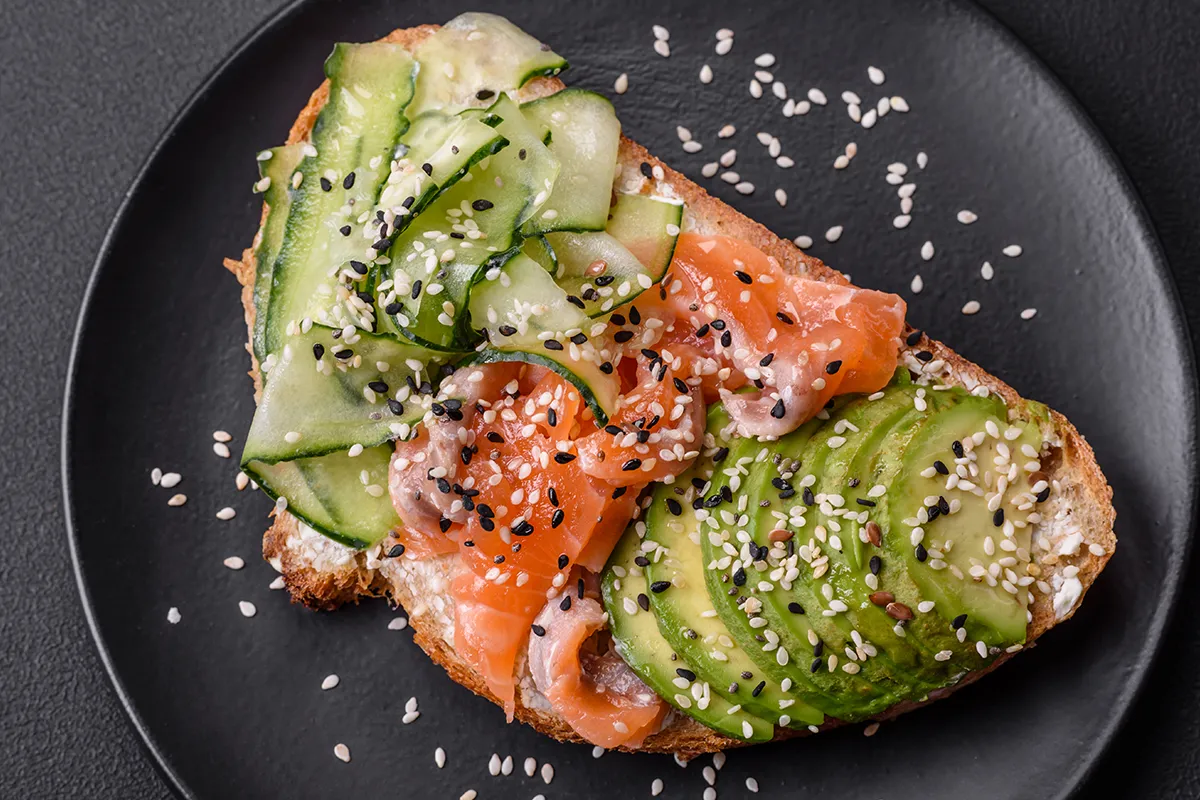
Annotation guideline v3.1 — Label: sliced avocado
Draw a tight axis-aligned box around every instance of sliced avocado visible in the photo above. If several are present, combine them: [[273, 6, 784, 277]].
[[603, 526, 774, 743], [794, 389, 960, 690], [885, 390, 1041, 650], [642, 435, 823, 728], [699, 418, 896, 722]]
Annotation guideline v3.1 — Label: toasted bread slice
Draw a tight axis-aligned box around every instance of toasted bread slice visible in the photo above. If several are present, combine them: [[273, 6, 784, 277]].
[[223, 24, 1116, 756]]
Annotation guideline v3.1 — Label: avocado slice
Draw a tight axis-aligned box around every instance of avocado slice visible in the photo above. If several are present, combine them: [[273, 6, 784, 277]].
[[603, 524, 774, 742], [885, 391, 1043, 650]]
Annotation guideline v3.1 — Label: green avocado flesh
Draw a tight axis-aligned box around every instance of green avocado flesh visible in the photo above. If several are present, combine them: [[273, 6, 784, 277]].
[[603, 376, 1047, 732]]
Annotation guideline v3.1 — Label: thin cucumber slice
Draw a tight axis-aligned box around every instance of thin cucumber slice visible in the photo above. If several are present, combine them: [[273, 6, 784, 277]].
[[545, 231, 652, 317], [521, 235, 558, 273], [243, 325, 440, 465], [379, 94, 558, 351], [251, 143, 305, 365], [264, 42, 417, 357], [409, 12, 568, 118], [520, 89, 620, 234], [606, 193, 683, 280], [246, 445, 398, 549], [466, 253, 619, 424]]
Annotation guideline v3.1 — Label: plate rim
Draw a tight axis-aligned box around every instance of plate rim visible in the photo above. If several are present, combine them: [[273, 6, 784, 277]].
[[60, 1, 1199, 798]]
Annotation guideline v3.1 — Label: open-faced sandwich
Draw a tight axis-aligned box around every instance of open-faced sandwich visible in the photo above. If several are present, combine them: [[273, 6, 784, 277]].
[[224, 13, 1116, 754]]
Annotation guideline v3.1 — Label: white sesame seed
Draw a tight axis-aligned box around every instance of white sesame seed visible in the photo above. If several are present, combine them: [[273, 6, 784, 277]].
[[502, 755, 514, 775], [793, 235, 813, 249], [842, 90, 861, 105], [167, 493, 187, 507], [653, 24, 670, 40], [435, 748, 446, 768], [223, 556, 244, 570], [720, 170, 740, 184], [886, 172, 904, 185], [755, 70, 774, 83], [920, 241, 934, 261], [868, 65, 886, 85], [213, 430, 232, 443], [541, 763, 555, 784], [677, 126, 693, 143], [614, 73, 629, 94], [1021, 308, 1038, 320], [776, 155, 794, 168], [893, 214, 911, 229], [825, 226, 843, 243], [890, 96, 910, 112], [917, 151, 928, 169], [216, 507, 237, 521], [746, 777, 760, 792], [716, 28, 734, 40], [459, 792, 476, 800], [735, 182, 755, 195], [652, 778, 665, 796], [167, 607, 181, 624], [525, 757, 537, 777], [957, 209, 978, 225], [682, 140, 703, 153], [962, 300, 981, 315], [402, 710, 420, 724], [703, 766, 716, 785], [592, 745, 605, 759], [834, 155, 850, 170], [235, 471, 249, 491], [699, 64, 713, 84], [807, 88, 827, 105], [213, 442, 231, 458], [1089, 543, 1105, 556], [981, 261, 995, 280], [159, 472, 182, 488], [334, 743, 350, 763], [238, 601, 257, 618], [911, 274, 924, 294], [719, 149, 737, 167], [749, 80, 763, 98], [755, 52, 776, 67], [717, 124, 736, 138], [864, 722, 881, 736], [701, 162, 719, 178], [654, 39, 670, 57], [151, 467, 162, 486], [715, 37, 733, 56], [775, 188, 788, 206], [861, 109, 878, 128], [489, 753, 501, 776], [848, 104, 861, 123], [269, 576, 286, 590], [1003, 244, 1024, 257], [322, 674, 340, 690]]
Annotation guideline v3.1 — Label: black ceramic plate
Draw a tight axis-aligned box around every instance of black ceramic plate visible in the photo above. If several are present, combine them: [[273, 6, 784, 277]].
[[63, 0, 1196, 798]]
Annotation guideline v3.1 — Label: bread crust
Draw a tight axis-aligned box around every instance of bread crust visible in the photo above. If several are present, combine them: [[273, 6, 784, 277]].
[[222, 23, 1116, 756]]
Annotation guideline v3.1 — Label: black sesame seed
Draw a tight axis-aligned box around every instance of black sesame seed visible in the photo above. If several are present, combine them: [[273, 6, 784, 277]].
[[640, 162, 653, 179], [825, 360, 843, 375], [952, 440, 965, 459], [548, 487, 559, 507], [558, 554, 569, 570], [650, 580, 671, 593], [386, 543, 406, 558], [811, 659, 822, 673], [386, 398, 405, 416], [674, 667, 696, 682], [493, 554, 505, 564], [349, 260, 368, 275], [543, 339, 564, 351], [612, 487, 628, 499], [497, 324, 517, 336], [694, 323, 710, 338], [312, 343, 325, 360], [938, 496, 950, 515], [553, 452, 576, 464], [993, 508, 1005, 527], [385, 301, 403, 315], [622, 458, 642, 471], [1036, 487, 1050, 502], [531, 623, 546, 637], [734, 270, 753, 285], [599, 361, 614, 374], [637, 593, 650, 611], [788, 602, 805, 614], [570, 332, 587, 345], [856, 498, 876, 507], [421, 162, 433, 176], [472, 198, 494, 212], [566, 295, 586, 309], [319, 177, 332, 192], [334, 349, 353, 360], [479, 517, 495, 532], [666, 498, 682, 516], [752, 680, 766, 697], [401, 195, 415, 209], [595, 274, 615, 287], [915, 543, 928, 562], [713, 447, 729, 463], [934, 460, 949, 475], [952, 614, 968, 630], [634, 556, 650, 568], [869, 555, 882, 575], [732, 568, 747, 586], [777, 311, 794, 325], [438, 516, 452, 533], [771, 398, 787, 419], [476, 89, 495, 100], [339, 225, 352, 237], [915, 350, 934, 362], [410, 279, 423, 299], [551, 509, 565, 528], [906, 330, 923, 346], [759, 353, 775, 367], [342, 172, 356, 190]]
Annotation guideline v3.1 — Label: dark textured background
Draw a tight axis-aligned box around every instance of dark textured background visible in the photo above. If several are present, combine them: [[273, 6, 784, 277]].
[[2, 0, 1198, 797]]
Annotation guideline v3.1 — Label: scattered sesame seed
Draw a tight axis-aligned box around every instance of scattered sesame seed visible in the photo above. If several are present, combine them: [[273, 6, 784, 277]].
[[388, 616, 409, 630], [167, 607, 181, 624], [911, 275, 924, 294], [700, 64, 713, 84], [735, 181, 755, 195], [213, 442, 231, 458], [321, 674, 340, 690], [774, 188, 788, 206], [962, 300, 981, 315], [151, 467, 162, 486], [683, 140, 703, 153], [213, 430, 232, 443], [238, 601, 257, 618], [772, 81, 787, 100], [223, 556, 244, 570], [921, 241, 934, 261], [333, 743, 350, 763], [868, 65, 886, 85], [614, 73, 629, 94], [167, 493, 187, 507], [981, 261, 995, 280], [1003, 244, 1024, 257], [654, 39, 670, 58], [435, 747, 446, 768], [459, 791, 476, 800], [808, 88, 827, 105], [755, 53, 776, 67], [825, 226, 843, 243], [525, 757, 537, 777], [793, 235, 813, 249], [957, 210, 978, 225], [701, 162, 719, 178], [716, 37, 733, 56], [717, 124, 736, 138], [541, 763, 555, 784], [235, 471, 249, 491], [749, 80, 763, 99], [160, 472, 182, 488], [1021, 308, 1038, 320], [269, 576, 286, 590], [864, 722, 881, 736], [652, 778, 665, 796], [890, 96, 910, 112], [652, 24, 669, 40], [893, 214, 911, 229], [677, 126, 693, 142], [716, 28, 734, 40], [216, 507, 237, 521], [746, 777, 760, 792], [834, 155, 850, 170], [917, 151, 929, 169]]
